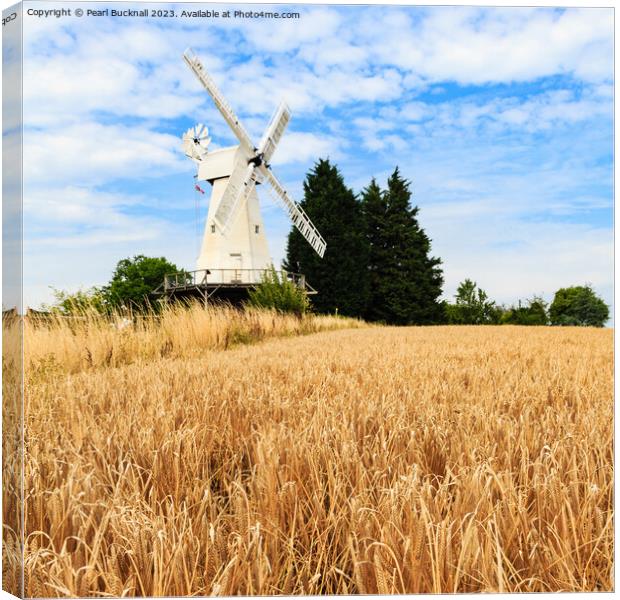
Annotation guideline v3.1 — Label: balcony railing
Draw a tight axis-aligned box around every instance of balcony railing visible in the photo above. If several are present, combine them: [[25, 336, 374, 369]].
[[164, 268, 306, 291]]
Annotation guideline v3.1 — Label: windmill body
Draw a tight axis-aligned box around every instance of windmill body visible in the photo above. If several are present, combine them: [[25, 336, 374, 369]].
[[195, 146, 270, 283], [180, 48, 326, 291]]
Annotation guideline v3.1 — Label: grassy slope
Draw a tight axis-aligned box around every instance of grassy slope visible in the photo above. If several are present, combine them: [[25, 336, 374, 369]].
[[23, 325, 613, 595]]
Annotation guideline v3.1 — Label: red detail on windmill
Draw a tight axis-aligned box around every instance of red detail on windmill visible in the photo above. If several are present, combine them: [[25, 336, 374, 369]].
[[195, 184, 205, 194]]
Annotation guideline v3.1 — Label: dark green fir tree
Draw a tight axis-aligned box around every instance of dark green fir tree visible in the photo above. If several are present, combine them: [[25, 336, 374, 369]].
[[360, 178, 389, 322], [283, 158, 369, 317], [362, 168, 444, 325]]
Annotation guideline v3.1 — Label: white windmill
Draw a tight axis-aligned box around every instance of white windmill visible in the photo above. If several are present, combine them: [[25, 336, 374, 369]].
[[181, 48, 326, 288]]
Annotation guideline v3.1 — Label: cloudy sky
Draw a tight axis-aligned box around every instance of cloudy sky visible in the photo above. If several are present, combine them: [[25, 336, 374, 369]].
[[13, 3, 614, 317]]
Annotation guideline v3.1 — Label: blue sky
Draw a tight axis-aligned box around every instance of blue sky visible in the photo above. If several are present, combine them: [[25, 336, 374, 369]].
[[16, 3, 613, 317]]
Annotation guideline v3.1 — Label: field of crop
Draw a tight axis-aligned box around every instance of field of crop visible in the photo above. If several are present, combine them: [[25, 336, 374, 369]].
[[15, 310, 614, 595]]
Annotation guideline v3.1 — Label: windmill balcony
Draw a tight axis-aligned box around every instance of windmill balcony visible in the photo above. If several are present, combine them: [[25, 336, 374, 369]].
[[163, 268, 307, 291]]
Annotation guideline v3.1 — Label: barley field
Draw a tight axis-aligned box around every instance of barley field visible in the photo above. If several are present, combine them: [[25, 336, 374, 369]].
[[16, 310, 614, 595]]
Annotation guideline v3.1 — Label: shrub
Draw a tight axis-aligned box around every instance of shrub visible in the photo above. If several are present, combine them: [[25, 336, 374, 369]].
[[501, 297, 548, 325], [44, 287, 107, 316], [247, 267, 310, 315]]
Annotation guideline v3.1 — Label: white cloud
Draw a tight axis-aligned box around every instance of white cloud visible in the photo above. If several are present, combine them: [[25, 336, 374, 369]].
[[376, 87, 613, 139], [298, 37, 369, 71], [23, 50, 205, 127], [352, 7, 612, 86], [23, 186, 146, 225], [239, 7, 342, 53], [24, 121, 189, 186], [211, 60, 404, 116], [270, 131, 344, 166], [21, 6, 614, 130]]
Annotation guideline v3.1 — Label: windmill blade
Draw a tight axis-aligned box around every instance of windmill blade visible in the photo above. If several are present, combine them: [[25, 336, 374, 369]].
[[183, 124, 210, 144], [183, 48, 255, 152], [183, 125, 211, 161], [194, 123, 209, 139], [260, 167, 326, 258], [213, 162, 257, 233], [258, 102, 291, 164]]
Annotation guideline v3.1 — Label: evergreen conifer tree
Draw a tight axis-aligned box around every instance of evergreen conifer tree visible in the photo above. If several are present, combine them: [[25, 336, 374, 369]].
[[283, 159, 368, 316], [362, 168, 444, 324], [360, 178, 389, 322]]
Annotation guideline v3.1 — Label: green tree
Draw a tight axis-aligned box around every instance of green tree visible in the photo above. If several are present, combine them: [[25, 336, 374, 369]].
[[44, 287, 107, 315], [284, 159, 369, 317], [500, 296, 548, 325], [445, 279, 497, 324], [247, 267, 310, 315], [361, 178, 389, 322], [362, 169, 443, 324], [102, 255, 183, 312], [549, 285, 609, 327]]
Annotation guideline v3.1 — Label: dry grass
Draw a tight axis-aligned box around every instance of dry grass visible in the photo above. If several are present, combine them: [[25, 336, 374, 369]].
[[22, 317, 613, 596], [3, 316, 23, 597], [25, 303, 365, 375]]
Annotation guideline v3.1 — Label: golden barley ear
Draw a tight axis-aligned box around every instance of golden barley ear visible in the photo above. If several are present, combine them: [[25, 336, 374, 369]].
[[374, 549, 388, 593], [105, 572, 123, 597]]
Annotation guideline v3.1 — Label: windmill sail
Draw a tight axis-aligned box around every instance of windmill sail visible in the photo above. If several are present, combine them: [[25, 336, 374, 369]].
[[183, 48, 255, 152], [213, 162, 257, 233], [261, 167, 326, 258], [258, 102, 291, 164]]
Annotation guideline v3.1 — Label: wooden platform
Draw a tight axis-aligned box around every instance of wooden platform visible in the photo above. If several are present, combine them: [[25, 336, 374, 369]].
[[154, 268, 316, 305]]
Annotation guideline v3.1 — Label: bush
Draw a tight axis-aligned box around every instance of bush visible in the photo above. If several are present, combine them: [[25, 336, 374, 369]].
[[549, 285, 609, 327], [248, 268, 310, 315], [44, 287, 107, 316], [501, 297, 548, 326], [445, 279, 498, 324]]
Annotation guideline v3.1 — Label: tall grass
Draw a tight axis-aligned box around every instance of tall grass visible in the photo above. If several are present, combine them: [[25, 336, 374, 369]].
[[3, 315, 23, 597], [25, 303, 365, 375], [22, 323, 613, 595]]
